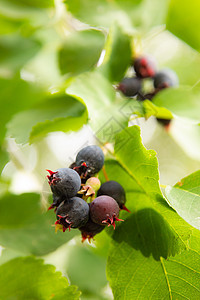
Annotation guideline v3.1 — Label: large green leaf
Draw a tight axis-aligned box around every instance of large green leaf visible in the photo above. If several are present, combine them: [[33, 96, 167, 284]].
[[8, 93, 88, 144], [0, 257, 80, 300], [98, 24, 132, 82], [0, 34, 41, 74], [59, 29, 105, 76], [165, 170, 200, 230], [100, 126, 193, 260], [153, 87, 200, 122], [167, 0, 200, 51], [0, 193, 78, 255], [107, 229, 200, 299]]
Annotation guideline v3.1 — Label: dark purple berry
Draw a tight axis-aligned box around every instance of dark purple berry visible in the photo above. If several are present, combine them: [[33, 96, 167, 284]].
[[90, 195, 123, 229], [75, 145, 104, 177], [55, 197, 89, 232], [47, 168, 81, 198], [79, 217, 104, 243], [48, 194, 64, 211], [154, 69, 179, 89], [97, 180, 130, 212], [118, 77, 141, 97], [134, 56, 157, 78]]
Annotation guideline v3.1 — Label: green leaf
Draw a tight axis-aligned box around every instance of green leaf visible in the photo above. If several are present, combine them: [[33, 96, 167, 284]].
[[167, 0, 200, 51], [100, 127, 193, 259], [59, 29, 105, 76], [65, 0, 167, 30], [143, 100, 173, 120], [165, 170, 200, 230], [0, 14, 25, 35], [99, 24, 132, 82], [1, 0, 54, 8], [0, 34, 41, 74], [0, 77, 44, 143], [0, 193, 78, 255], [8, 93, 88, 144], [66, 244, 107, 298], [0, 257, 80, 300], [107, 229, 200, 299], [153, 87, 200, 122]]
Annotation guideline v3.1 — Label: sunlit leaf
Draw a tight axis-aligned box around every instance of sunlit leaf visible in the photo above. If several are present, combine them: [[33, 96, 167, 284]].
[[59, 29, 105, 76], [167, 0, 200, 51], [99, 24, 132, 82], [0, 257, 80, 300], [165, 170, 200, 230]]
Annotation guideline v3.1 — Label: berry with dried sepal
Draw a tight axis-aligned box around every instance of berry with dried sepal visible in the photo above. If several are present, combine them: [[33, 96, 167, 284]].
[[97, 180, 130, 212], [47, 168, 81, 198], [133, 55, 157, 78], [118, 77, 141, 97], [75, 145, 104, 177], [79, 217, 105, 243], [90, 195, 123, 229], [153, 69, 179, 89], [48, 194, 64, 211], [55, 197, 89, 232]]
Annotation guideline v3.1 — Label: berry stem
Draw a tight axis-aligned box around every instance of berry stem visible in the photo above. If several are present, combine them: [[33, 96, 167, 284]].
[[102, 166, 109, 182]]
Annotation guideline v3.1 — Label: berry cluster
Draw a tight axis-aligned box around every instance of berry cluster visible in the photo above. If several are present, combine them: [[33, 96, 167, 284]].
[[47, 145, 129, 242], [118, 55, 179, 127]]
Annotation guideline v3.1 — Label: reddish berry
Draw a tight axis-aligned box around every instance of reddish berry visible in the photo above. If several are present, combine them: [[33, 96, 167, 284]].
[[97, 180, 130, 212], [134, 55, 157, 78], [90, 196, 123, 229]]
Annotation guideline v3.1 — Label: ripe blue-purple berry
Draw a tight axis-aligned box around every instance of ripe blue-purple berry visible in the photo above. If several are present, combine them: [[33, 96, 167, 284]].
[[79, 216, 104, 242], [47, 168, 81, 198], [154, 69, 179, 89], [55, 197, 89, 232], [75, 145, 104, 177], [118, 77, 141, 97]]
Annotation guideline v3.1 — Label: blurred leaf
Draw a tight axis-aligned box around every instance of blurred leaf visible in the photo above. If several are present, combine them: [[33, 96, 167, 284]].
[[170, 120, 200, 161], [167, 0, 200, 51], [0, 77, 44, 143], [0, 147, 8, 174], [59, 29, 105, 76], [8, 93, 88, 144], [0, 257, 80, 300], [66, 245, 107, 298], [165, 170, 200, 230], [0, 34, 41, 73], [65, 0, 167, 30], [153, 87, 200, 122], [2, 0, 54, 8], [107, 229, 200, 299], [99, 24, 132, 82], [0, 14, 25, 35], [143, 100, 173, 119], [66, 71, 141, 143], [0, 193, 78, 255]]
